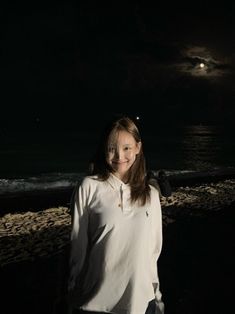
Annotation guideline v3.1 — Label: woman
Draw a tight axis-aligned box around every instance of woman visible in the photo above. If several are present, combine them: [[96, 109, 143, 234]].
[[68, 116, 164, 314]]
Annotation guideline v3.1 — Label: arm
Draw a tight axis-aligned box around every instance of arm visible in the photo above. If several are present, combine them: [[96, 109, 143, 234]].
[[53, 181, 89, 314], [68, 180, 90, 292], [151, 188, 165, 314], [153, 272, 165, 314]]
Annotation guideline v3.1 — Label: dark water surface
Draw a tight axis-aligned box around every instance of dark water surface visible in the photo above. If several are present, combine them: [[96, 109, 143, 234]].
[[0, 124, 235, 196], [1, 124, 235, 178]]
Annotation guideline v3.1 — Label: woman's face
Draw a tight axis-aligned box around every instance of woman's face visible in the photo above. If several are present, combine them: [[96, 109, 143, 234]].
[[106, 130, 141, 181]]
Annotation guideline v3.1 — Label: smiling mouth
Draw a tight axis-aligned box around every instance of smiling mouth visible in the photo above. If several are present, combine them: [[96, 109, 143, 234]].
[[112, 161, 127, 164]]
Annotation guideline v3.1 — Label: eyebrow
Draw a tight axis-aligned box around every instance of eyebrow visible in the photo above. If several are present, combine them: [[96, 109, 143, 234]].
[[108, 143, 133, 148]]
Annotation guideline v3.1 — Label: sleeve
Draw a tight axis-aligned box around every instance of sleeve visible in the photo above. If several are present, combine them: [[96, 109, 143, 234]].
[[68, 179, 90, 292], [150, 188, 165, 314]]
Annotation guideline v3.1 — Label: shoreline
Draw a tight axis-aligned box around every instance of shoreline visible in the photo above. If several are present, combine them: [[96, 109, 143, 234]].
[[1, 169, 235, 215], [167, 168, 235, 187], [0, 188, 74, 216]]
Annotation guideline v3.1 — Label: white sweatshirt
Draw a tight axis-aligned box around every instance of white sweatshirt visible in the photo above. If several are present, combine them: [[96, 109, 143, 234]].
[[68, 173, 164, 314]]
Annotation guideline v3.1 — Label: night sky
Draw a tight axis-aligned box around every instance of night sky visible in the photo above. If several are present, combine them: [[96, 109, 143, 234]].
[[1, 1, 235, 131]]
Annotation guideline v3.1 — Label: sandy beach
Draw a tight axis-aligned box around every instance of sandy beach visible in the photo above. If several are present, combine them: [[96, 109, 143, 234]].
[[1, 177, 235, 314]]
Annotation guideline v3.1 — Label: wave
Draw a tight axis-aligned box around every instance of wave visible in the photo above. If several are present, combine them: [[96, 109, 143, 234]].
[[1, 167, 235, 197], [0, 172, 84, 197]]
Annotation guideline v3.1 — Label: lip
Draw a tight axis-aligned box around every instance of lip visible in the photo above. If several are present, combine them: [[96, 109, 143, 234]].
[[112, 161, 127, 164]]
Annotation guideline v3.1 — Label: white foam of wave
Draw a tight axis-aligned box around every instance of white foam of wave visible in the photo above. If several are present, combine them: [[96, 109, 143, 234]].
[[0, 172, 84, 196], [1, 167, 235, 196]]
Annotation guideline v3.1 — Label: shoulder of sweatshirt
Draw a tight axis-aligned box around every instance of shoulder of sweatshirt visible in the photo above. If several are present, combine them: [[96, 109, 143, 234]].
[[149, 185, 162, 213], [149, 183, 160, 198], [77, 175, 104, 193]]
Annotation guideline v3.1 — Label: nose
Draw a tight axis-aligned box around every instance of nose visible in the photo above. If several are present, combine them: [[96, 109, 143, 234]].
[[114, 148, 123, 160]]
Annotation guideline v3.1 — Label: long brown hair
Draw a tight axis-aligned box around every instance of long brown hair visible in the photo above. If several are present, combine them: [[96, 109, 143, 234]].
[[89, 115, 151, 206]]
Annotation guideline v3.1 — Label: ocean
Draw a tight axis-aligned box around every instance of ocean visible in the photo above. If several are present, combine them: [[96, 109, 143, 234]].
[[1, 124, 235, 196]]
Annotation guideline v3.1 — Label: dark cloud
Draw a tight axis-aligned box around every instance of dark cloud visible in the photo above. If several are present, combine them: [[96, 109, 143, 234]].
[[174, 46, 233, 78]]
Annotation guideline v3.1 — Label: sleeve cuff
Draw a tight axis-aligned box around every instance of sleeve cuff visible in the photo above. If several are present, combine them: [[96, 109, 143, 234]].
[[155, 299, 165, 314]]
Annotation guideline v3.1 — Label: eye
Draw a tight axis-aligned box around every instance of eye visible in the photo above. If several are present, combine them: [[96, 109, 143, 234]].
[[124, 146, 131, 151], [108, 146, 115, 153]]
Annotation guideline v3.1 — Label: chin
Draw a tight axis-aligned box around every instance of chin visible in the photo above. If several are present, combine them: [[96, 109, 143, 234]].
[[116, 167, 130, 176]]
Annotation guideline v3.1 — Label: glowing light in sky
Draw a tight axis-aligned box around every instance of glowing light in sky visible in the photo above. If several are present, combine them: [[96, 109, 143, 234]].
[[136, 116, 140, 120], [178, 46, 230, 78]]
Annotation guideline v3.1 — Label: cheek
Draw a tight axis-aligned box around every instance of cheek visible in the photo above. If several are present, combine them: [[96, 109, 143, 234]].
[[106, 153, 113, 163], [127, 151, 137, 161]]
